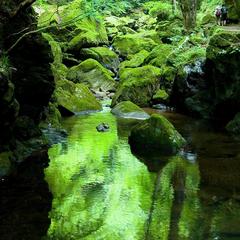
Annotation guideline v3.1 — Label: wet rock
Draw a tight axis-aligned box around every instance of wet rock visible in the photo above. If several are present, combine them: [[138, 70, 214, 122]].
[[67, 59, 116, 92], [55, 80, 102, 115], [111, 65, 161, 107], [111, 101, 150, 119], [129, 114, 186, 156], [96, 123, 110, 132], [80, 47, 120, 71]]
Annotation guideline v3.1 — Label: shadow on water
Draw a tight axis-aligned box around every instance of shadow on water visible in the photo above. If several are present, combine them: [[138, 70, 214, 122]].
[[43, 108, 240, 239], [0, 150, 52, 240]]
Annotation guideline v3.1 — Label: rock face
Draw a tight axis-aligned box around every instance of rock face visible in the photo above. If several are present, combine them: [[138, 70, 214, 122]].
[[111, 101, 150, 119], [67, 59, 116, 92], [111, 65, 161, 107], [55, 80, 102, 115], [129, 114, 186, 155], [0, 1, 54, 152], [205, 31, 240, 123]]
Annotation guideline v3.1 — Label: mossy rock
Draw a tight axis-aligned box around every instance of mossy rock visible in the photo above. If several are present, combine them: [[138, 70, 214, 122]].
[[55, 80, 102, 115], [200, 13, 216, 26], [0, 152, 12, 177], [68, 17, 108, 51], [226, 112, 240, 134], [67, 59, 116, 92], [111, 101, 150, 119], [120, 50, 150, 69], [153, 89, 169, 102], [144, 44, 174, 67], [113, 34, 158, 57], [111, 65, 161, 107], [80, 47, 119, 70], [129, 113, 186, 155]]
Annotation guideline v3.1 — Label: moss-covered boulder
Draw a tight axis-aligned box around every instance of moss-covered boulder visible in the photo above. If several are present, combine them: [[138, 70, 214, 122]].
[[111, 65, 161, 107], [120, 50, 150, 69], [144, 44, 174, 67], [67, 59, 116, 92], [80, 47, 119, 70], [152, 89, 169, 102], [226, 112, 240, 134], [55, 80, 102, 115], [205, 31, 240, 122], [111, 101, 150, 119], [68, 18, 108, 51], [113, 34, 157, 57], [129, 114, 186, 155]]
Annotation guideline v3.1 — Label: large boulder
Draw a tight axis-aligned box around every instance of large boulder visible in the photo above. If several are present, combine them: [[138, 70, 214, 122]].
[[129, 114, 186, 155], [80, 47, 119, 71], [119, 50, 150, 69], [205, 31, 240, 123], [111, 101, 150, 119], [111, 65, 161, 107], [55, 80, 102, 115], [67, 59, 116, 92], [112, 34, 157, 57]]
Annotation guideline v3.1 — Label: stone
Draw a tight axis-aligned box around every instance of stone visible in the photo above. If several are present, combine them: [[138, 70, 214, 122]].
[[129, 114, 186, 155], [55, 80, 102, 115], [111, 101, 150, 119], [112, 34, 157, 57], [80, 47, 119, 71], [67, 59, 116, 92], [96, 123, 110, 132], [111, 65, 161, 107]]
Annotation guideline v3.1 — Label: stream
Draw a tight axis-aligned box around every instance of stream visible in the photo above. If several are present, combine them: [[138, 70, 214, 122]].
[[44, 103, 240, 240]]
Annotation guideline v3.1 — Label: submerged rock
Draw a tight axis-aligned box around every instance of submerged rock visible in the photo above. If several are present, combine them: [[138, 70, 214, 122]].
[[55, 80, 102, 115], [111, 101, 150, 119], [129, 114, 186, 155], [96, 123, 110, 132], [67, 59, 116, 92], [111, 65, 161, 107]]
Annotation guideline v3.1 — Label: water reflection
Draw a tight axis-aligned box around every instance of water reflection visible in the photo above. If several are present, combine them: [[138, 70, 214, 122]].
[[45, 112, 155, 239], [45, 110, 240, 239]]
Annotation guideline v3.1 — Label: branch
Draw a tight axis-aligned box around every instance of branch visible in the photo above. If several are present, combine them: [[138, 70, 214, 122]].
[[10, 0, 37, 18], [7, 12, 91, 53]]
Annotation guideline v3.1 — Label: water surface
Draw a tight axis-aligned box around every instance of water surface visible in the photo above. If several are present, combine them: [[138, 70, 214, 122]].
[[45, 107, 240, 240]]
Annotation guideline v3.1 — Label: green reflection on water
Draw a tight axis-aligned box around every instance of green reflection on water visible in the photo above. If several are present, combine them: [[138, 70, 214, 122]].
[[148, 156, 201, 240], [45, 109, 239, 240], [45, 111, 155, 240]]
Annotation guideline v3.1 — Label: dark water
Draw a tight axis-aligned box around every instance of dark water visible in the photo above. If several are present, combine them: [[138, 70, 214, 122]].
[[43, 106, 240, 240], [0, 105, 240, 239]]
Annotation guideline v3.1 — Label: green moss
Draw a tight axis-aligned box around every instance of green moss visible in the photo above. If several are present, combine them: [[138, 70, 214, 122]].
[[0, 152, 12, 177], [67, 59, 116, 91], [55, 80, 102, 114], [129, 113, 186, 155], [113, 34, 157, 57], [145, 44, 174, 67], [68, 17, 108, 51], [80, 47, 119, 69], [111, 101, 150, 119], [148, 2, 173, 21], [112, 65, 161, 107], [120, 50, 150, 69], [153, 89, 169, 101]]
